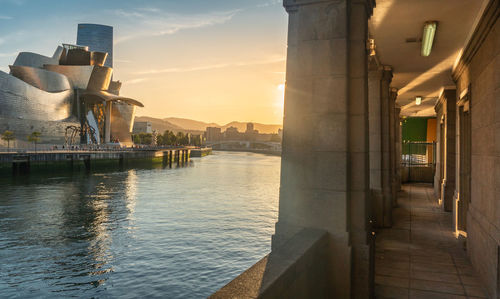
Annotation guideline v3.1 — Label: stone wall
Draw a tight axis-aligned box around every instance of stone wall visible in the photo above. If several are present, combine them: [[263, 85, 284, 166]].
[[453, 4, 499, 297], [210, 229, 332, 298]]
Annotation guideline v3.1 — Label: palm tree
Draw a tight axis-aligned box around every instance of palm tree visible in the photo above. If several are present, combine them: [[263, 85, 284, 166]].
[[1, 130, 15, 152], [28, 131, 41, 152]]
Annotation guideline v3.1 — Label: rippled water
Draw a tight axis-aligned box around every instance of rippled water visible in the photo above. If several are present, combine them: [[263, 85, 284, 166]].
[[0, 151, 280, 298]]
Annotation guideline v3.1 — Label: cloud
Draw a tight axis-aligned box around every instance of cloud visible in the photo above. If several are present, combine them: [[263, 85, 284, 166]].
[[134, 56, 286, 75], [0, 15, 13, 20], [126, 78, 148, 84], [113, 8, 241, 44], [0, 52, 17, 57], [257, 0, 281, 8]]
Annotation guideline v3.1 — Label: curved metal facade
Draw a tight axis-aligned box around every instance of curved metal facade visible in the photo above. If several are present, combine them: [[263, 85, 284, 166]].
[[77, 24, 113, 68], [13, 52, 59, 68], [110, 102, 136, 145], [0, 24, 142, 147], [9, 65, 71, 92], [43, 65, 95, 89], [0, 71, 73, 122]]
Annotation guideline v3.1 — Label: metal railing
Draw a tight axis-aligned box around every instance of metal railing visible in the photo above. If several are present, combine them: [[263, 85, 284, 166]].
[[401, 141, 436, 183]]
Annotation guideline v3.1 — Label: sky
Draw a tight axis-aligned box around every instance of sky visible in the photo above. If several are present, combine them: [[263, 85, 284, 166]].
[[0, 0, 288, 125]]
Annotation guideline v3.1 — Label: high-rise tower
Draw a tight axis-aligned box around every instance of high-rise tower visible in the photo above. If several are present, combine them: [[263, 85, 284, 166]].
[[76, 24, 113, 68]]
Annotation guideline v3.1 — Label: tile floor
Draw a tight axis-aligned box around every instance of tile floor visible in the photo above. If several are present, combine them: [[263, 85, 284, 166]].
[[375, 184, 491, 299]]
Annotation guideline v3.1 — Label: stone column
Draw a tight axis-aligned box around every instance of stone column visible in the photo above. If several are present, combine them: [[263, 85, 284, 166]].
[[368, 65, 384, 227], [439, 89, 457, 212], [274, 0, 374, 297], [380, 67, 393, 226], [389, 88, 398, 206], [105, 101, 112, 143], [394, 106, 402, 193]]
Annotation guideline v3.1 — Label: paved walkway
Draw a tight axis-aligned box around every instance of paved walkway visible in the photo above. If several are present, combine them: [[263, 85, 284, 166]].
[[375, 184, 490, 299]]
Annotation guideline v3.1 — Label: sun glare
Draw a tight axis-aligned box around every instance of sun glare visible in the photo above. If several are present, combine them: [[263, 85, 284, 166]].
[[274, 83, 285, 118]]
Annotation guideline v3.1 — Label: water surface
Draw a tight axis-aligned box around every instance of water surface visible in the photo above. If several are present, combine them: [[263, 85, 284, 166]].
[[0, 151, 280, 298]]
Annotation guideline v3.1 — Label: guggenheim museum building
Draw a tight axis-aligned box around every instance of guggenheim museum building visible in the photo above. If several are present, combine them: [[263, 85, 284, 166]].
[[0, 23, 143, 147]]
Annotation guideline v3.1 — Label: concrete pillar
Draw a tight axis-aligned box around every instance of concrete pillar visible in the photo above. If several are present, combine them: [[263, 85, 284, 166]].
[[394, 106, 402, 193], [369, 65, 394, 228], [380, 67, 393, 226], [104, 101, 112, 143], [435, 88, 457, 211], [274, 0, 374, 297], [389, 88, 398, 206], [368, 65, 384, 227]]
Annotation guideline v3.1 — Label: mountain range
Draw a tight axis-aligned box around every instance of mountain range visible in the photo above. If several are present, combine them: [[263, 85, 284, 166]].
[[134, 116, 282, 134]]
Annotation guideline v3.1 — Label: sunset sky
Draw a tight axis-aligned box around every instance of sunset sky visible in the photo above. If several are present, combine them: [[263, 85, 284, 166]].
[[0, 0, 288, 125]]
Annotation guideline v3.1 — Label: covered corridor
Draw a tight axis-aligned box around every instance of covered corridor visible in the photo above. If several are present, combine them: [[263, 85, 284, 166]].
[[375, 184, 489, 298], [212, 0, 500, 297]]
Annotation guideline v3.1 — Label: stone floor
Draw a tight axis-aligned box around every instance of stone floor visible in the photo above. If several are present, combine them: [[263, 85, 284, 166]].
[[375, 184, 490, 299]]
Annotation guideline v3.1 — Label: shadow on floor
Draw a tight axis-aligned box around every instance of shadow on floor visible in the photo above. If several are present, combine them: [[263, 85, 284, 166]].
[[375, 183, 490, 299]]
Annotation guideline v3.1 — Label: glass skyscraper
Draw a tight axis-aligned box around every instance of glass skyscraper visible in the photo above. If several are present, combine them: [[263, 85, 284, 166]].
[[76, 24, 113, 68]]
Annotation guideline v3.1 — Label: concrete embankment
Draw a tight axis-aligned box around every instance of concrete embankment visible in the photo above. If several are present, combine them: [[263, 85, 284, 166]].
[[214, 148, 281, 156], [190, 147, 212, 157], [0, 148, 193, 175]]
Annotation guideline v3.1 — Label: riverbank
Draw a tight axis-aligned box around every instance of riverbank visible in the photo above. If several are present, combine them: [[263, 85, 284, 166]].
[[190, 147, 212, 157], [0, 148, 194, 175], [213, 148, 281, 156]]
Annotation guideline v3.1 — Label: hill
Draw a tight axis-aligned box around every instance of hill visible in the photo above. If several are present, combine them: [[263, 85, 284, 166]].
[[164, 117, 220, 132], [134, 116, 184, 133], [134, 116, 282, 134]]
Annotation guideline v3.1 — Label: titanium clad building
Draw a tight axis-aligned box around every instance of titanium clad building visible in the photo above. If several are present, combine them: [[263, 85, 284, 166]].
[[0, 24, 143, 148], [76, 24, 113, 68]]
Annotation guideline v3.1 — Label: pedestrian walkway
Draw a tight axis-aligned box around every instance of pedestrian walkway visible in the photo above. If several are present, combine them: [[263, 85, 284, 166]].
[[375, 184, 490, 298]]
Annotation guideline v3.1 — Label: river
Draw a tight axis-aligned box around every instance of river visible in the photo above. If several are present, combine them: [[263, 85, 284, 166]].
[[0, 151, 281, 298]]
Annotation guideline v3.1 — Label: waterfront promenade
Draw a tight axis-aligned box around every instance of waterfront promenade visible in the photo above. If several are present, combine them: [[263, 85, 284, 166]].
[[375, 184, 489, 298], [0, 147, 212, 174]]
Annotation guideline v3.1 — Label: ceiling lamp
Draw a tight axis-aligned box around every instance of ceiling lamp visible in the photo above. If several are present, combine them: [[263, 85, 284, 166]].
[[416, 96, 422, 105], [421, 21, 437, 56]]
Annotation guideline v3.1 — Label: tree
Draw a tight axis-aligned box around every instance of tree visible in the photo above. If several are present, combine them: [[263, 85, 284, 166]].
[[28, 131, 41, 152], [139, 133, 152, 145], [1, 130, 15, 152], [156, 134, 165, 146], [175, 132, 184, 145], [163, 130, 177, 145], [132, 134, 141, 144]]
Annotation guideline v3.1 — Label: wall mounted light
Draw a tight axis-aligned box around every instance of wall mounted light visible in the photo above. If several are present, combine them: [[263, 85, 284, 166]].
[[368, 39, 376, 56], [421, 21, 437, 57], [415, 96, 422, 105]]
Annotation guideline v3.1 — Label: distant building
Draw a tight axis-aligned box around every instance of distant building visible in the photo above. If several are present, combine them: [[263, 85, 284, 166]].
[[245, 122, 259, 141], [133, 122, 152, 134], [246, 122, 254, 133], [224, 126, 242, 140], [206, 127, 222, 142]]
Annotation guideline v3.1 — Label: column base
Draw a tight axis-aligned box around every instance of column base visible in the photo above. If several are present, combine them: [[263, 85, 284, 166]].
[[371, 189, 392, 228], [273, 222, 374, 298]]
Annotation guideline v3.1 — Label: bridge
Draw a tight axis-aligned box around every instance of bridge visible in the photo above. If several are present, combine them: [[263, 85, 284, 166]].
[[206, 140, 281, 151]]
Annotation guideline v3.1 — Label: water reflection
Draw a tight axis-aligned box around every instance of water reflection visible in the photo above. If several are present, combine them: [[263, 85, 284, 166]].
[[0, 152, 280, 298]]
